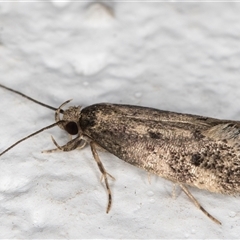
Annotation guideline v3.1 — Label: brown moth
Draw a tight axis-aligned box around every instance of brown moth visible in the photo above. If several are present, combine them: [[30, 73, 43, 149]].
[[1, 83, 240, 225]]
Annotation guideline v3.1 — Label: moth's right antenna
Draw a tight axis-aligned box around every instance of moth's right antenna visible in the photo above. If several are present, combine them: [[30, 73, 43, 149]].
[[0, 120, 65, 157]]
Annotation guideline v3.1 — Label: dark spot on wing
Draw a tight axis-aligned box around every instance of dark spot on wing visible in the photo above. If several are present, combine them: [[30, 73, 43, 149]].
[[191, 153, 203, 166], [193, 130, 204, 140], [148, 131, 162, 139]]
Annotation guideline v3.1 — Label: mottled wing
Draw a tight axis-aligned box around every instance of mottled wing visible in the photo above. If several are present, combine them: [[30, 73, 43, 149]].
[[80, 103, 240, 195]]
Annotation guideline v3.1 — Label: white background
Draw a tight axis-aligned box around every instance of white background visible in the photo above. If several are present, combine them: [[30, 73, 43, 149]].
[[1, 2, 240, 238]]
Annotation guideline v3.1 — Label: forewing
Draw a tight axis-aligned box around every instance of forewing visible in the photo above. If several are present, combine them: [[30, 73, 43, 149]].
[[80, 103, 240, 194]]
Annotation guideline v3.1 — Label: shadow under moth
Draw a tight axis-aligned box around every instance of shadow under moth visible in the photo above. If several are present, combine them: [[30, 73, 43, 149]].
[[1, 83, 240, 225]]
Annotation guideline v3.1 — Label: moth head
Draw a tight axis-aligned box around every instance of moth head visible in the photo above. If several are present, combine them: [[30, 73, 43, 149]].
[[55, 100, 82, 136]]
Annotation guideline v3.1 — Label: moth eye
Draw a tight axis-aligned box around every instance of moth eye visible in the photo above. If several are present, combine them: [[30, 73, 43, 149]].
[[65, 122, 78, 135]]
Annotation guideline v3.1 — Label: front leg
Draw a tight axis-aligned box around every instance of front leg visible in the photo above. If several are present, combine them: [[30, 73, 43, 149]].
[[43, 136, 86, 153]]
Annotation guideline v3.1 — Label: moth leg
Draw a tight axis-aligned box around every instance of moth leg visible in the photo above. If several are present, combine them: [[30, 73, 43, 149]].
[[90, 141, 113, 213], [100, 172, 115, 181], [172, 184, 176, 199], [67, 134, 87, 148], [51, 136, 86, 151], [42, 147, 61, 153], [179, 184, 221, 225], [148, 173, 152, 184], [76, 140, 87, 150], [68, 134, 73, 141], [43, 136, 85, 153], [95, 145, 108, 152]]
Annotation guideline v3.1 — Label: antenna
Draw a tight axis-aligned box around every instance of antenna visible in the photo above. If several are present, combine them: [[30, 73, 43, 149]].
[[0, 84, 67, 156], [0, 121, 65, 156], [0, 83, 64, 113]]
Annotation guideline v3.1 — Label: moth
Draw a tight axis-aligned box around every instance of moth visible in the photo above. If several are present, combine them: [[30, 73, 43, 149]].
[[1, 84, 240, 225]]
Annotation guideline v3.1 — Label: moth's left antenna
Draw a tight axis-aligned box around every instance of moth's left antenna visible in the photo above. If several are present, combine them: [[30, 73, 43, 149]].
[[0, 83, 61, 112]]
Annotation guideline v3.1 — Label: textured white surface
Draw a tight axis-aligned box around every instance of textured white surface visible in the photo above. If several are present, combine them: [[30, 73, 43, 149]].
[[1, 2, 240, 238]]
